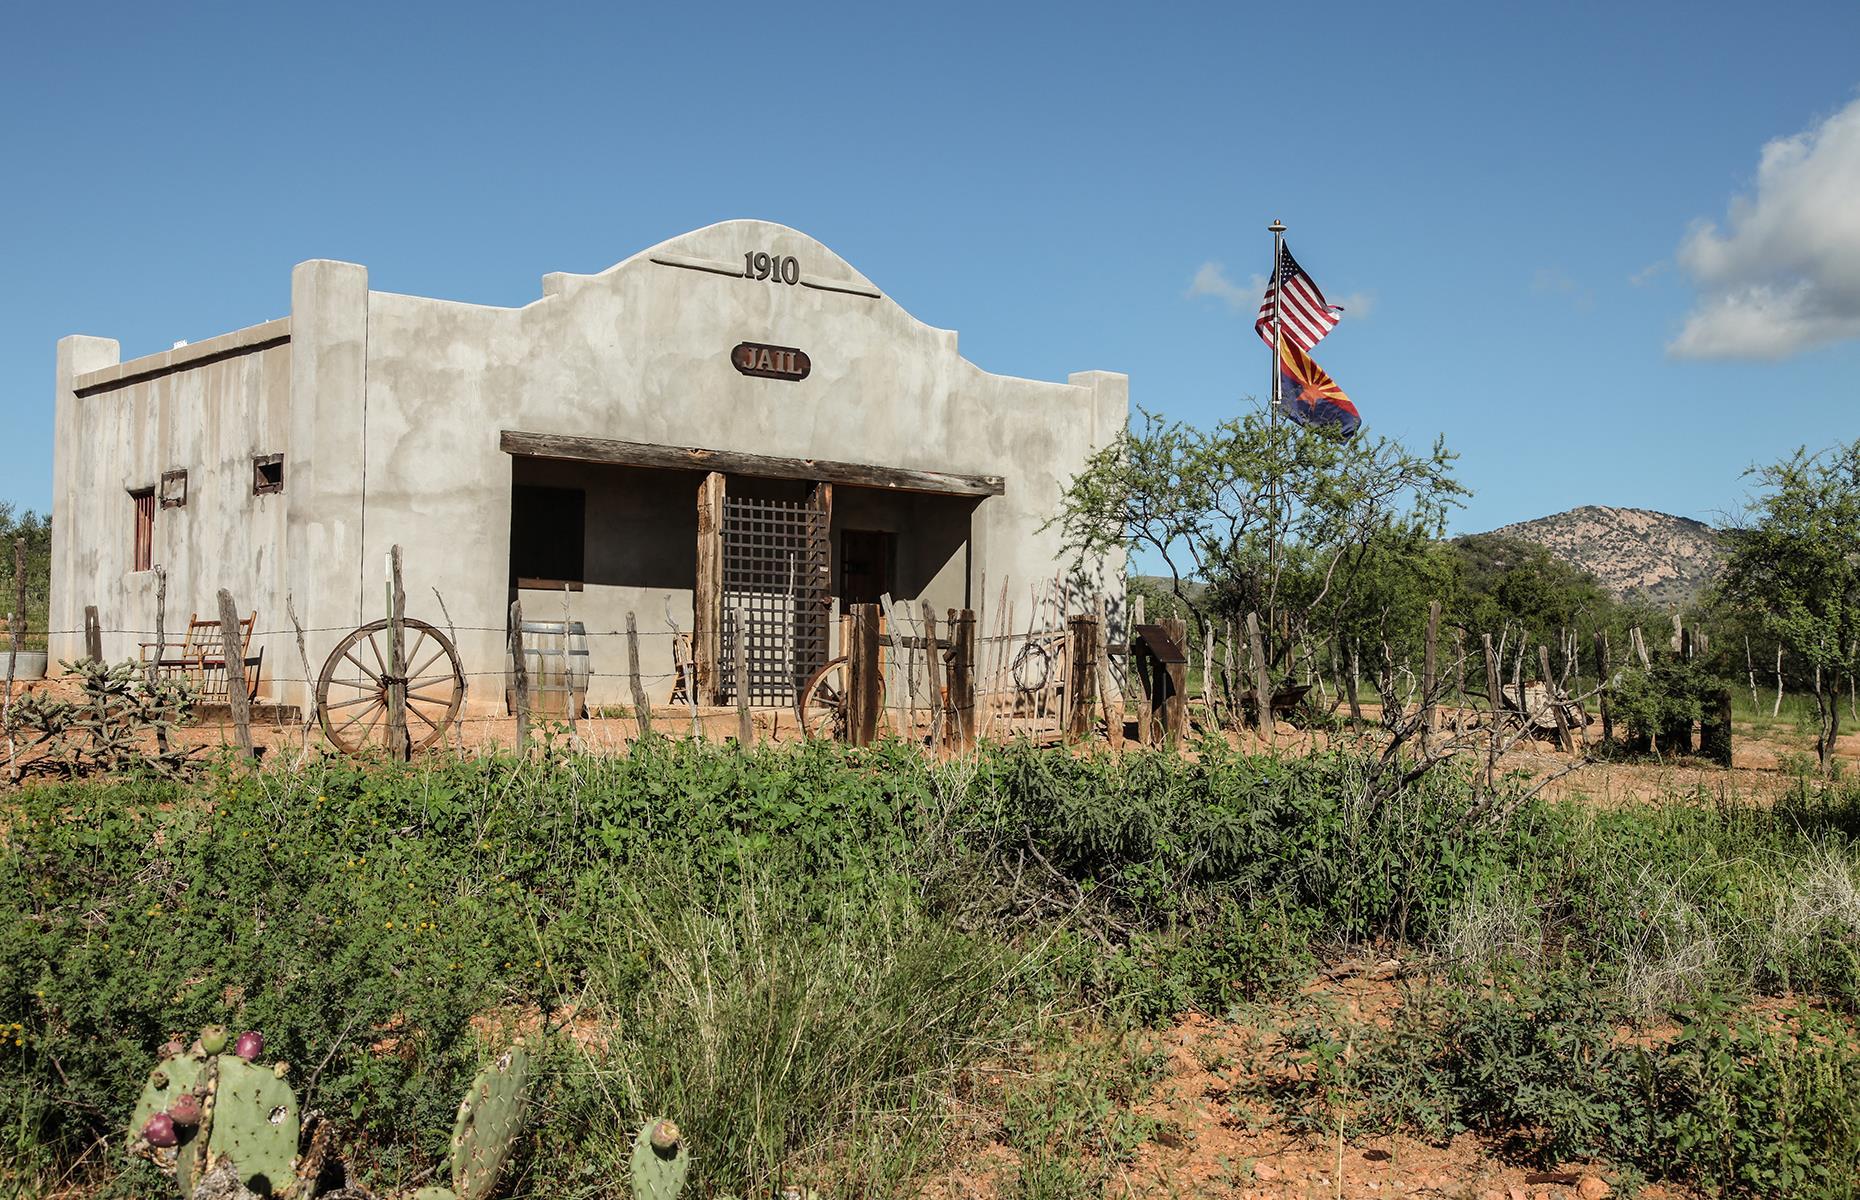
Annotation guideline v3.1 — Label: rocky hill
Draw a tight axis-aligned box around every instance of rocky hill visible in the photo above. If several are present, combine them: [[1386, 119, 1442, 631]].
[[1483, 506, 1725, 605]]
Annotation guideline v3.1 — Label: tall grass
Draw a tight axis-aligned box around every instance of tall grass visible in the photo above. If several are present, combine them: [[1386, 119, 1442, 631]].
[[3, 739, 1859, 1196]]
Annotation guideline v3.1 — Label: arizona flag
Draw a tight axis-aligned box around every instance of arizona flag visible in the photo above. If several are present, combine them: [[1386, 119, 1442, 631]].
[[1278, 341, 1360, 436]]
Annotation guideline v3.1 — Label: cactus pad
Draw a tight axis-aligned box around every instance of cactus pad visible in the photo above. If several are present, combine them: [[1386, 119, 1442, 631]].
[[411, 1190, 460, 1200], [129, 1049, 208, 1181], [630, 1118, 688, 1200], [204, 1054, 301, 1196], [448, 1045, 531, 1200]]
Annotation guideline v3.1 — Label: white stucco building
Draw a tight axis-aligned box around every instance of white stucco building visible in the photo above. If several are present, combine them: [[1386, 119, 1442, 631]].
[[50, 220, 1126, 717]]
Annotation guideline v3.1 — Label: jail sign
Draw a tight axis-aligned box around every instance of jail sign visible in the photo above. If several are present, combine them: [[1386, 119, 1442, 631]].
[[731, 341, 811, 382]]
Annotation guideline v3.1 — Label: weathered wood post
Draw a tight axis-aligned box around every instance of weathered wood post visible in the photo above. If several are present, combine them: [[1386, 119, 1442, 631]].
[[1160, 616, 1188, 748], [1246, 611, 1274, 741], [150, 567, 169, 754], [949, 607, 977, 753], [1421, 600, 1441, 752], [1539, 643, 1573, 753], [921, 602, 944, 752], [847, 603, 881, 746], [695, 471, 726, 704], [84, 605, 102, 664], [1095, 595, 1122, 751], [509, 600, 531, 750], [733, 601, 752, 745], [1482, 633, 1503, 787], [216, 589, 255, 759], [386, 547, 410, 761], [1594, 630, 1613, 744], [627, 611, 651, 741], [1130, 596, 1151, 743], [1067, 612, 1098, 742], [3, 537, 24, 767]]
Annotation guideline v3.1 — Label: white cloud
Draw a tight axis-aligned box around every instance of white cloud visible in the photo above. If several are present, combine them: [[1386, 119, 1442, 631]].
[[1532, 267, 1595, 312], [1629, 261, 1668, 287], [1187, 261, 1255, 310], [1188, 262, 1372, 319], [1670, 94, 1860, 360]]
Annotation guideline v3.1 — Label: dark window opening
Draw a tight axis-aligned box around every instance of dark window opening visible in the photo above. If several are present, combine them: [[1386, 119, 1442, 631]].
[[510, 484, 586, 587], [130, 489, 155, 572], [253, 454, 284, 495], [839, 529, 894, 606], [160, 469, 188, 509]]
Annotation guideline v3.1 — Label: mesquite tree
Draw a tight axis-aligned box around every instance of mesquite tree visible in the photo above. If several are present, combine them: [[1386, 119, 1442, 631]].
[[1050, 406, 1464, 669], [1719, 438, 1860, 771]]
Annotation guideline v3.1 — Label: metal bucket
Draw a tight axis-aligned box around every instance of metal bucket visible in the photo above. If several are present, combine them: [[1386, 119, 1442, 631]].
[[5, 650, 47, 682], [508, 620, 590, 719]]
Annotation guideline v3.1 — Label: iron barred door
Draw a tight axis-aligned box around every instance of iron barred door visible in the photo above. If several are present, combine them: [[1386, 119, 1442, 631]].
[[720, 491, 830, 704]]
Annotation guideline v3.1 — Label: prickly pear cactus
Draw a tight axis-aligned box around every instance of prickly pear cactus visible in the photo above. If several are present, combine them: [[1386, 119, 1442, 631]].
[[129, 1048, 209, 1177], [448, 1045, 531, 1200], [205, 1055, 301, 1195], [410, 1189, 460, 1200], [629, 1118, 688, 1200]]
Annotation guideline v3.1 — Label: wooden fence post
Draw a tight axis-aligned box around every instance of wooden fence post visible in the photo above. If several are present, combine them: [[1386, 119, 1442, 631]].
[[1095, 595, 1122, 751], [949, 608, 977, 752], [733, 601, 752, 745], [1421, 600, 1440, 752], [4, 537, 24, 768], [1539, 643, 1573, 753], [847, 603, 881, 746], [1246, 611, 1274, 741], [1067, 612, 1097, 741], [627, 611, 651, 741], [1130, 596, 1151, 744], [1160, 616, 1188, 748], [1595, 630, 1613, 744], [509, 600, 530, 750], [386, 547, 409, 761], [216, 589, 254, 758], [1482, 633, 1503, 787], [695, 471, 726, 704], [150, 567, 169, 754], [921, 602, 943, 751], [84, 605, 102, 664]]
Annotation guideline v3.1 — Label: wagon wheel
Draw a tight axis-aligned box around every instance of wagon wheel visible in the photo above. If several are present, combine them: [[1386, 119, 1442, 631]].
[[315, 618, 465, 755], [794, 655, 892, 739], [1011, 640, 1054, 696]]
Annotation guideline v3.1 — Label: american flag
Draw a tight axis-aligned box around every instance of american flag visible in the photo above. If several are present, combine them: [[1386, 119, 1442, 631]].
[[1254, 243, 1341, 353]]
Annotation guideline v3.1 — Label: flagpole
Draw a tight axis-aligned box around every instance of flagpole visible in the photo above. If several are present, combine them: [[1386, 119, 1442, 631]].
[[1266, 219, 1286, 652]]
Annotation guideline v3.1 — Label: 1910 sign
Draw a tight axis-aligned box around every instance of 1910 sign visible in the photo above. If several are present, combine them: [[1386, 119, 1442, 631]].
[[732, 342, 811, 381]]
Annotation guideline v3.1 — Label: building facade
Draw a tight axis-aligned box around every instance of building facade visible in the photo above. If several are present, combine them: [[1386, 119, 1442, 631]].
[[50, 220, 1127, 715]]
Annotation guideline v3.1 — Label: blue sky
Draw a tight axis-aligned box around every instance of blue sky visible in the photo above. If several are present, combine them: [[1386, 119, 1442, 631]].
[[4, 0, 1858, 535]]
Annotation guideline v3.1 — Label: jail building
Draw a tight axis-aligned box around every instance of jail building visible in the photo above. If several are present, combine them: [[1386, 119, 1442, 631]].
[[49, 220, 1127, 718]]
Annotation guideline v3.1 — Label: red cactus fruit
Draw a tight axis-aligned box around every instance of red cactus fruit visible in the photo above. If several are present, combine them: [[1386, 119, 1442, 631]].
[[143, 1112, 178, 1148], [233, 1030, 264, 1061], [168, 1093, 201, 1126]]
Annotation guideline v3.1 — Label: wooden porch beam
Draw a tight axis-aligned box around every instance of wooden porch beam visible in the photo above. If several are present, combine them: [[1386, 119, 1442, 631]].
[[500, 430, 1005, 498]]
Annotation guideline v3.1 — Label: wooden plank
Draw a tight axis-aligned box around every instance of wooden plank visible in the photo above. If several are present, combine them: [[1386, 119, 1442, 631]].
[[386, 547, 409, 761], [4, 538, 24, 768], [627, 611, 651, 741], [84, 605, 102, 664], [694, 471, 726, 704], [216, 590, 254, 758], [1421, 599, 1441, 751], [1095, 596, 1122, 751], [1595, 630, 1613, 744], [1067, 613, 1097, 741], [509, 600, 531, 748], [501, 430, 1005, 498], [847, 603, 881, 746], [1130, 595, 1151, 745], [922, 603, 943, 751]]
